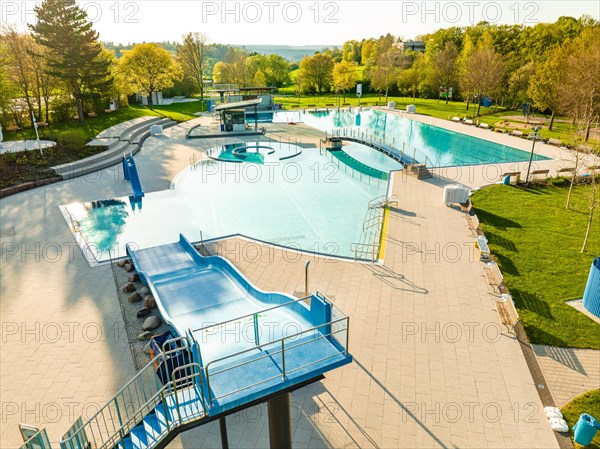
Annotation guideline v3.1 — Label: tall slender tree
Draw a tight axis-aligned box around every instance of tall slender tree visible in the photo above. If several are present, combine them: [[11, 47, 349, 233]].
[[30, 0, 112, 123], [177, 33, 208, 103]]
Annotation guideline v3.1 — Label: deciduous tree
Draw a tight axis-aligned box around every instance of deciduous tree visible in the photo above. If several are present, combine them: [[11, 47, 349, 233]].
[[332, 60, 358, 102], [177, 33, 209, 102]]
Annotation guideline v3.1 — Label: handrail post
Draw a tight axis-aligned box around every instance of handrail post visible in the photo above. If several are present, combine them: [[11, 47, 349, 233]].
[[304, 260, 310, 296], [281, 340, 286, 379], [253, 313, 260, 346]]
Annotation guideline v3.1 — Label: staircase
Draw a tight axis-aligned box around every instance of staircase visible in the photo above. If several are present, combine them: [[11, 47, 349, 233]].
[[407, 163, 433, 180]]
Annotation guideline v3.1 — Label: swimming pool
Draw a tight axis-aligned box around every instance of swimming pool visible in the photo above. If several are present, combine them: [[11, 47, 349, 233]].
[[62, 147, 387, 263], [250, 109, 551, 167]]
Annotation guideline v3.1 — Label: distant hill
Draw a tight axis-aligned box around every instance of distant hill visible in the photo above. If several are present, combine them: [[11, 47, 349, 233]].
[[237, 45, 338, 61]]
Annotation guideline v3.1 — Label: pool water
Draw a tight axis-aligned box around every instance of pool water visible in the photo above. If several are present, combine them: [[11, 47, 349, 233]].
[[250, 109, 550, 167], [64, 149, 386, 262]]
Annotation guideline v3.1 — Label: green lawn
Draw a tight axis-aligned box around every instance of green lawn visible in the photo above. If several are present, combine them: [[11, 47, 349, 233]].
[[471, 183, 600, 349], [562, 390, 600, 449]]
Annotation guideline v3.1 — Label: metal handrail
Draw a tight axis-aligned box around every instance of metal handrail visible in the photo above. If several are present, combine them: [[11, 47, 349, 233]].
[[204, 322, 349, 406], [191, 295, 312, 334], [19, 428, 50, 449]]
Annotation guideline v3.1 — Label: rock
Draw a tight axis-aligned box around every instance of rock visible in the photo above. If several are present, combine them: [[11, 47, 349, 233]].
[[143, 342, 152, 355], [117, 260, 126, 267], [124, 263, 134, 272], [137, 331, 152, 340], [144, 295, 157, 309], [122, 283, 135, 293], [128, 273, 140, 282], [142, 316, 161, 331], [128, 292, 142, 303], [137, 307, 151, 318], [140, 286, 151, 296]]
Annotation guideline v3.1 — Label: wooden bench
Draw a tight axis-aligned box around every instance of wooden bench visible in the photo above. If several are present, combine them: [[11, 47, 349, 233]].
[[87, 112, 97, 118], [557, 167, 576, 175], [476, 236, 490, 260], [466, 213, 481, 235], [547, 138, 562, 146], [306, 104, 317, 108], [495, 294, 520, 333], [501, 171, 521, 184], [290, 104, 300, 109], [483, 261, 504, 293], [342, 103, 350, 107], [511, 130, 524, 137], [530, 169, 550, 181]]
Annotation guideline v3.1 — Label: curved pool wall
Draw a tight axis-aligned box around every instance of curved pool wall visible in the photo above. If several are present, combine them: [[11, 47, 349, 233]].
[[208, 141, 302, 164], [63, 149, 387, 263], [262, 109, 552, 167], [582, 257, 600, 318]]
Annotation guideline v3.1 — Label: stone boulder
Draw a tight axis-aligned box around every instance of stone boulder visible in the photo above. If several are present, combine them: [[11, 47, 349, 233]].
[[128, 273, 140, 282], [124, 263, 135, 272], [137, 307, 151, 318], [128, 292, 142, 303], [140, 286, 151, 296], [137, 331, 152, 340], [142, 316, 161, 331], [144, 295, 157, 309], [122, 283, 135, 293]]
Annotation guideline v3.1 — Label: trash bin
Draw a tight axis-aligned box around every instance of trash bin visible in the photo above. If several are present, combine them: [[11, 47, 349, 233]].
[[503, 175, 511, 185], [573, 413, 600, 446]]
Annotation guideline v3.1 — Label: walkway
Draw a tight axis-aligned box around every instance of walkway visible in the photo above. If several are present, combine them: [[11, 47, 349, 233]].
[[1, 113, 592, 448], [0, 139, 56, 154], [533, 345, 600, 406]]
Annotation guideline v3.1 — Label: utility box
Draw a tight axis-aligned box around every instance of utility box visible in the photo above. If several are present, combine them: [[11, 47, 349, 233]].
[[407, 104, 416, 113], [388, 101, 396, 109], [443, 185, 470, 206]]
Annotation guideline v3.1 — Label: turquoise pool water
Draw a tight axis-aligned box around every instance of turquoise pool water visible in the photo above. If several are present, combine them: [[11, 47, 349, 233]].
[[63, 148, 386, 262], [266, 109, 551, 167]]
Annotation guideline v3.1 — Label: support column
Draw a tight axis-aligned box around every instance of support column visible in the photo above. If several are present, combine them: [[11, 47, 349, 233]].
[[219, 417, 229, 449], [267, 393, 292, 449]]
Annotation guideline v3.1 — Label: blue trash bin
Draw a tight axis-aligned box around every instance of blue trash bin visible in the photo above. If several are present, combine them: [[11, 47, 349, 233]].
[[573, 413, 600, 446], [503, 175, 511, 185]]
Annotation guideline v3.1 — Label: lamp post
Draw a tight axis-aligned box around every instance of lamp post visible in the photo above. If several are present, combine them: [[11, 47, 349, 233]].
[[13, 106, 26, 143], [525, 125, 542, 186]]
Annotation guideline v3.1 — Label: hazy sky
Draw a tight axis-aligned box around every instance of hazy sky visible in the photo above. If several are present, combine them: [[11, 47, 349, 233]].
[[3, 1, 599, 45]]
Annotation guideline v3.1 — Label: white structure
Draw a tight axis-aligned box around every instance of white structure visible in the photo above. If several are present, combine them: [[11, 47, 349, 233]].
[[443, 184, 470, 206], [136, 91, 164, 106], [0, 125, 3, 149], [388, 101, 396, 109], [150, 124, 163, 136], [407, 104, 416, 113]]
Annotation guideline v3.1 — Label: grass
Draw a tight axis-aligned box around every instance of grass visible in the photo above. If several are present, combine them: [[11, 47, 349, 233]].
[[562, 390, 600, 448], [0, 100, 211, 189], [471, 183, 600, 349]]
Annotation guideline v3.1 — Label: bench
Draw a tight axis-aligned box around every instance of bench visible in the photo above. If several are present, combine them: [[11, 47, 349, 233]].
[[494, 128, 507, 134], [501, 171, 521, 184], [511, 130, 523, 137], [547, 138, 562, 146], [342, 103, 350, 107], [88, 112, 97, 118], [466, 212, 481, 235], [476, 235, 490, 260], [495, 294, 520, 333], [557, 167, 576, 175], [290, 105, 300, 109], [530, 169, 550, 181], [325, 103, 335, 107], [483, 261, 504, 293], [460, 199, 472, 214], [306, 104, 317, 108]]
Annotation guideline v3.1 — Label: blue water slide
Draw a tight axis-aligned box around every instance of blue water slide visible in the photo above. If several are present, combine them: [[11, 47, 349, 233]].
[[123, 156, 144, 197]]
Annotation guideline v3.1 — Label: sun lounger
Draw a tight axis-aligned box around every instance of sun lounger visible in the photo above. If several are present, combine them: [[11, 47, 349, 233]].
[[511, 130, 523, 137]]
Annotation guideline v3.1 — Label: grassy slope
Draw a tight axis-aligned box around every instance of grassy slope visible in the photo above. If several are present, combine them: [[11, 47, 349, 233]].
[[471, 183, 600, 349], [562, 390, 600, 449]]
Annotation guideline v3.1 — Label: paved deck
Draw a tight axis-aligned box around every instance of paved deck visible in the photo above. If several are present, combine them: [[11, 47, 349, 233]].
[[0, 140, 57, 154], [533, 345, 600, 407], [1, 114, 592, 448]]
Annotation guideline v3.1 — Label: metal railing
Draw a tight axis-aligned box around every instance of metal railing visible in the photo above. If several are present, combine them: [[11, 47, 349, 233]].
[[19, 428, 51, 449], [60, 337, 204, 449], [201, 315, 350, 407], [350, 194, 394, 261]]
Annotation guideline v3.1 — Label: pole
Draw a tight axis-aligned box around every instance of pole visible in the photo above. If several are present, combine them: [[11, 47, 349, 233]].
[[525, 126, 541, 186], [31, 111, 43, 155], [305, 260, 310, 296], [219, 417, 229, 449], [268, 393, 292, 449]]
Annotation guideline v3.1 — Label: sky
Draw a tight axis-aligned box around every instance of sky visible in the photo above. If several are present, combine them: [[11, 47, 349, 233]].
[[2, 1, 599, 46]]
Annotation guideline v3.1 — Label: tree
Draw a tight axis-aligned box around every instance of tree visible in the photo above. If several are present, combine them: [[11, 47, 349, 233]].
[[177, 32, 208, 103], [428, 41, 458, 104], [332, 60, 358, 102], [1, 27, 36, 118], [528, 57, 561, 130], [462, 38, 503, 116], [397, 52, 426, 100], [116, 43, 183, 106], [581, 165, 598, 252], [369, 49, 405, 103], [298, 53, 334, 94], [30, 0, 112, 123], [555, 28, 600, 142]]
